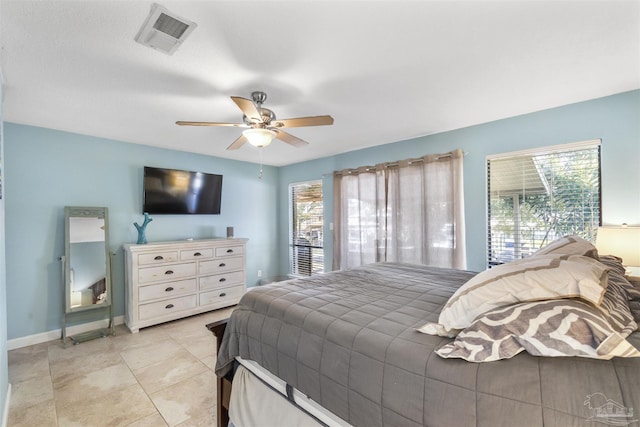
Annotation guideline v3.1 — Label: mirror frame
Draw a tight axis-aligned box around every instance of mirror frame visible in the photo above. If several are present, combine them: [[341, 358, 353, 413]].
[[64, 206, 112, 314]]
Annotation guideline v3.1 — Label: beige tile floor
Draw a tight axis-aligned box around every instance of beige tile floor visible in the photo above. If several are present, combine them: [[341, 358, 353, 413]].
[[7, 307, 234, 427]]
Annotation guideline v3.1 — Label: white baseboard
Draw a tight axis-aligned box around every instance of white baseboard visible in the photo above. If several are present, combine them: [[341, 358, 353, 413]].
[[2, 383, 10, 427], [7, 316, 124, 350]]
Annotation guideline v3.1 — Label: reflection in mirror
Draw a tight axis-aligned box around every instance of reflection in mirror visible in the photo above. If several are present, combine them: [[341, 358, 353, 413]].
[[62, 206, 114, 345], [68, 216, 107, 309]]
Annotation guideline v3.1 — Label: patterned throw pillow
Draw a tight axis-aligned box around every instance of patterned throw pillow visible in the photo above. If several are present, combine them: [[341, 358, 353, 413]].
[[417, 254, 609, 337], [435, 278, 639, 362], [598, 255, 628, 276], [598, 255, 640, 321], [533, 235, 599, 259]]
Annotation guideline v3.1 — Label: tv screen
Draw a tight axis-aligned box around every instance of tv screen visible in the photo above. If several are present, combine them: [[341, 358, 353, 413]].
[[143, 166, 223, 215]]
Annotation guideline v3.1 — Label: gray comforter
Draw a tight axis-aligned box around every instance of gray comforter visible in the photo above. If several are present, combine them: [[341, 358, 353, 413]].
[[215, 263, 640, 427]]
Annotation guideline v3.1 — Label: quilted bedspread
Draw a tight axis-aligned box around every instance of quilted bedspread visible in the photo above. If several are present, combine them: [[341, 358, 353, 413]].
[[215, 263, 640, 427]]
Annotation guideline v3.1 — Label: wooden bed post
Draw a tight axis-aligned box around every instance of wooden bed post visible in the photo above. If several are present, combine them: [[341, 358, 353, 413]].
[[207, 318, 231, 427]]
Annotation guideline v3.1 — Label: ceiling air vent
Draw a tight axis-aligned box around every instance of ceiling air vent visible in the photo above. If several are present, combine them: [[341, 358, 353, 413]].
[[135, 3, 197, 55]]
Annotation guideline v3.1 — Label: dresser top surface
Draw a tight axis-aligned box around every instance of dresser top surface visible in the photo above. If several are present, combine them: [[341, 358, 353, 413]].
[[123, 238, 248, 252]]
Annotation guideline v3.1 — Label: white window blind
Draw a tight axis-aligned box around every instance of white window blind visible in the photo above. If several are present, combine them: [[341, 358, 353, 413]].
[[487, 141, 601, 266], [289, 180, 324, 276]]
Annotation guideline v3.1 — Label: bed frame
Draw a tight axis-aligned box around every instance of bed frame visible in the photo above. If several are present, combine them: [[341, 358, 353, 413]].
[[206, 319, 231, 427]]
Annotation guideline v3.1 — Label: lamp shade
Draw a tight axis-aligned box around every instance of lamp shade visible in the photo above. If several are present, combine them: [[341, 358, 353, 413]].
[[596, 226, 640, 266], [243, 128, 276, 148]]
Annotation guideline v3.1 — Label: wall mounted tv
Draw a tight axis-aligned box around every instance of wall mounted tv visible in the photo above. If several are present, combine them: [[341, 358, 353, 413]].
[[143, 166, 223, 215]]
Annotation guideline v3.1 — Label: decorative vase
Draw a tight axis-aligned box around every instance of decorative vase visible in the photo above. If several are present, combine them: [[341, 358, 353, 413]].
[[134, 213, 152, 244]]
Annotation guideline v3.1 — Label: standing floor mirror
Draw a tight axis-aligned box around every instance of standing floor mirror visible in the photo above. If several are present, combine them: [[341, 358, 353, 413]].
[[61, 206, 115, 346]]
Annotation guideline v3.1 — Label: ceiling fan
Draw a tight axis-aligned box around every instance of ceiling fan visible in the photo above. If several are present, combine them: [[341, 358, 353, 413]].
[[176, 91, 334, 150]]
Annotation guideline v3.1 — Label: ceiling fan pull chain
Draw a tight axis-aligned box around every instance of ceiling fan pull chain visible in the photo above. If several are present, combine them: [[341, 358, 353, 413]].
[[258, 148, 264, 180]]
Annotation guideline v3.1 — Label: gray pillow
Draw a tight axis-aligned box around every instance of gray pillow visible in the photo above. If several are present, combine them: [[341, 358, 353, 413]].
[[599, 255, 640, 321]]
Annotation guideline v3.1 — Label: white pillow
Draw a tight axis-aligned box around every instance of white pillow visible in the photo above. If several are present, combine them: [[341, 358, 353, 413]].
[[418, 254, 609, 337], [533, 235, 599, 259]]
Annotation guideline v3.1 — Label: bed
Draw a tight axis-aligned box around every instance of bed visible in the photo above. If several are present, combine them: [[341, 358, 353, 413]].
[[210, 243, 640, 427]]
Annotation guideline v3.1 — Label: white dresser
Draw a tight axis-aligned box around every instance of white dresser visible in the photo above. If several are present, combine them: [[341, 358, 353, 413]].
[[123, 238, 247, 333]]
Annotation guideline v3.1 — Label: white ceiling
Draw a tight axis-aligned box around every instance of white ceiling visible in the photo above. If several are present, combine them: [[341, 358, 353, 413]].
[[1, 1, 638, 167]]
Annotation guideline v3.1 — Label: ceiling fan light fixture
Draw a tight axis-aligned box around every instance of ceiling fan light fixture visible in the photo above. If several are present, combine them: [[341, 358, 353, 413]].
[[243, 128, 276, 148], [177, 92, 333, 150]]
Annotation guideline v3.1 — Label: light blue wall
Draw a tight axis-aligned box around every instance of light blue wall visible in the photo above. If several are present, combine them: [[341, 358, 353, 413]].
[[278, 90, 640, 274], [0, 70, 9, 426], [3, 124, 280, 340]]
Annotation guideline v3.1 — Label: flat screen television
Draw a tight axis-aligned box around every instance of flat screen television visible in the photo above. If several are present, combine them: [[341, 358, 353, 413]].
[[143, 166, 223, 214]]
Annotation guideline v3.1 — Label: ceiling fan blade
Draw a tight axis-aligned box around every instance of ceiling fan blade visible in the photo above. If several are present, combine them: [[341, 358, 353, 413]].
[[230, 96, 263, 123], [272, 115, 334, 128], [275, 130, 309, 148], [176, 121, 247, 127], [226, 134, 247, 150]]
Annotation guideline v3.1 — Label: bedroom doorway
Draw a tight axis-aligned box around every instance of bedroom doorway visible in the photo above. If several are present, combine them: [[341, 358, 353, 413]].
[[289, 180, 324, 276]]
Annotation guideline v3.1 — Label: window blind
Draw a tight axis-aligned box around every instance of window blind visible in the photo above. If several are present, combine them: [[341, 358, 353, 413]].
[[289, 181, 324, 276], [487, 141, 601, 266]]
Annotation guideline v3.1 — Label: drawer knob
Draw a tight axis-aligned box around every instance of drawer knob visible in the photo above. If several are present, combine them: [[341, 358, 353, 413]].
[[165, 270, 174, 275], [154, 255, 164, 260], [219, 263, 226, 267], [165, 304, 174, 309], [194, 252, 202, 257], [226, 249, 233, 253], [219, 278, 226, 282], [219, 293, 226, 297], [165, 286, 174, 292]]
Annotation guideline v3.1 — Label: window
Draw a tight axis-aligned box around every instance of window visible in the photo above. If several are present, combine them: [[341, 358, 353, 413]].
[[289, 180, 324, 276], [487, 140, 601, 266]]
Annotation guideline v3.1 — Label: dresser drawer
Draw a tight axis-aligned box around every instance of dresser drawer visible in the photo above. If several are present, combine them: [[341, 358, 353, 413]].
[[138, 262, 196, 284], [139, 295, 197, 321], [199, 256, 244, 275], [138, 251, 179, 265], [139, 279, 197, 302], [200, 271, 244, 291], [215, 245, 244, 257], [180, 248, 213, 261], [199, 286, 244, 307]]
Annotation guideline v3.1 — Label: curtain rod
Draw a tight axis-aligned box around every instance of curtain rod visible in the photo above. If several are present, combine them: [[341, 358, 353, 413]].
[[331, 150, 467, 176]]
